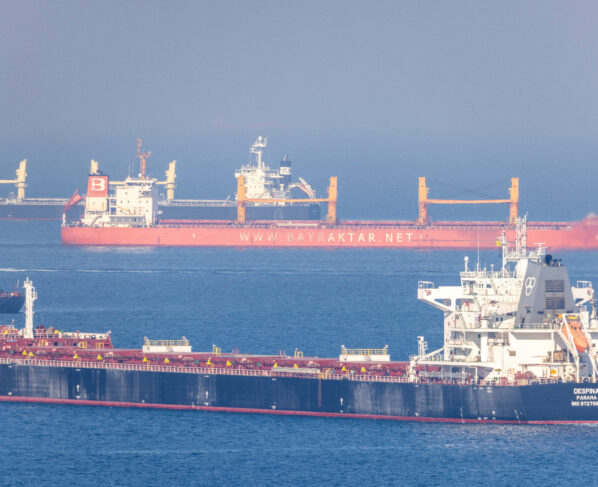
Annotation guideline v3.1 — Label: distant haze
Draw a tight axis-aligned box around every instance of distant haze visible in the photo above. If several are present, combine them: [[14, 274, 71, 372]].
[[0, 1, 597, 220]]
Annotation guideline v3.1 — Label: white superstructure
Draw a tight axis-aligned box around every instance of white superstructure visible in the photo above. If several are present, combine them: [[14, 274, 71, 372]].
[[234, 137, 316, 201], [415, 218, 598, 383], [80, 141, 160, 227], [81, 176, 159, 228]]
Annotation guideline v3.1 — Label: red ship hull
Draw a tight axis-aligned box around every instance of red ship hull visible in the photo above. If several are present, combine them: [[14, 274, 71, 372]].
[[61, 216, 598, 249]]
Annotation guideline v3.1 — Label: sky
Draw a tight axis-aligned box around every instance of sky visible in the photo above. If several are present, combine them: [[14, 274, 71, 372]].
[[0, 0, 597, 220]]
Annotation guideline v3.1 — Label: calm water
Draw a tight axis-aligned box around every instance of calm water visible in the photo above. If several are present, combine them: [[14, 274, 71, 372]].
[[1, 221, 597, 486]]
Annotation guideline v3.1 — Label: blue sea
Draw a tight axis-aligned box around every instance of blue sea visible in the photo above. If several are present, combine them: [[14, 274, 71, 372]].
[[1, 221, 597, 487]]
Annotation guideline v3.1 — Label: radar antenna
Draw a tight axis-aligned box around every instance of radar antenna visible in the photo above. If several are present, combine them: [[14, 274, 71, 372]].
[[249, 136, 267, 168]]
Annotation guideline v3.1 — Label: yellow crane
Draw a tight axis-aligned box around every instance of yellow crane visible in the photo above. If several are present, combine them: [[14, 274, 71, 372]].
[[156, 161, 177, 200], [0, 160, 27, 200], [417, 177, 519, 225]]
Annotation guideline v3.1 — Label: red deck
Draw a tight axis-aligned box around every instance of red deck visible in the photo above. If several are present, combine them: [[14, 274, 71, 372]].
[[0, 324, 414, 379]]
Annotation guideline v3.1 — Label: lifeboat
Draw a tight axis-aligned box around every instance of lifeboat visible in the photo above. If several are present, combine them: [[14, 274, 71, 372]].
[[561, 315, 589, 354]]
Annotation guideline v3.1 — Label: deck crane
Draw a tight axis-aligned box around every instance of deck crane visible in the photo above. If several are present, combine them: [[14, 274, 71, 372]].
[[0, 160, 27, 200], [289, 177, 316, 199], [156, 161, 177, 200], [236, 175, 338, 225], [417, 177, 519, 226]]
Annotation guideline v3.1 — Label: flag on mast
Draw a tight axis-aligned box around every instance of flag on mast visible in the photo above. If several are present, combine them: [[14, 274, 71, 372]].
[[63, 189, 82, 213]]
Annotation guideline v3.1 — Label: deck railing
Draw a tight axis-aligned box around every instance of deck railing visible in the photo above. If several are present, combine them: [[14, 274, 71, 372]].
[[0, 356, 582, 386]]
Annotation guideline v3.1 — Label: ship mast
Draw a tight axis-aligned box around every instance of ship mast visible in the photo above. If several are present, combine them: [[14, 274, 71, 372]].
[[23, 278, 37, 340], [137, 138, 151, 179], [250, 136, 267, 169]]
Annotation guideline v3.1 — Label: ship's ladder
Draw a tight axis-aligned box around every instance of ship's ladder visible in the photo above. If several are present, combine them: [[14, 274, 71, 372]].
[[472, 295, 483, 313], [488, 277, 499, 295], [455, 311, 468, 329]]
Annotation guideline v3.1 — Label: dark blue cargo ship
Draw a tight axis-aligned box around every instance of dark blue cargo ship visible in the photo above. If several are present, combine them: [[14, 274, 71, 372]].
[[0, 358, 597, 423], [2, 221, 598, 423]]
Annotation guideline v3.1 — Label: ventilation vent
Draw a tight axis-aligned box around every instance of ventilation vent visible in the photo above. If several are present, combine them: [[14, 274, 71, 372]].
[[546, 296, 565, 309], [545, 280, 565, 292]]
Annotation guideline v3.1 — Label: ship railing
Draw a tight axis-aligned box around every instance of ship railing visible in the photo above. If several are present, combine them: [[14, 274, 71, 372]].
[[340, 346, 389, 356], [511, 322, 560, 331], [2, 357, 586, 386], [0, 357, 414, 384], [446, 338, 475, 347], [143, 337, 190, 347], [158, 200, 236, 207], [447, 319, 480, 330], [0, 198, 70, 205], [479, 305, 519, 320], [460, 269, 513, 279], [576, 280, 593, 289]]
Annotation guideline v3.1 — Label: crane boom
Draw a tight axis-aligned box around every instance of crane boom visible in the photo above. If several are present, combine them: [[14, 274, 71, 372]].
[[236, 176, 337, 224]]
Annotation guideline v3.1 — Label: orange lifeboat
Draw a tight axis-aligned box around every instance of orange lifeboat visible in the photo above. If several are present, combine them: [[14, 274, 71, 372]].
[[562, 315, 589, 354]]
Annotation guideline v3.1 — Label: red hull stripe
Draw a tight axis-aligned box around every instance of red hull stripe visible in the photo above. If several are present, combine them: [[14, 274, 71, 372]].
[[1, 395, 596, 424]]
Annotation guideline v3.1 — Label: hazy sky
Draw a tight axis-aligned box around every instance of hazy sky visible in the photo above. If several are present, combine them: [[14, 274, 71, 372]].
[[1, 1, 597, 219]]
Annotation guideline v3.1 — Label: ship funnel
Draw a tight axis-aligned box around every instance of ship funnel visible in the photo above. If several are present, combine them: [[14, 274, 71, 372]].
[[23, 278, 37, 340], [280, 154, 292, 186]]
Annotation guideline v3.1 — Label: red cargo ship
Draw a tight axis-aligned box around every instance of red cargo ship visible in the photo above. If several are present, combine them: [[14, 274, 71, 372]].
[[62, 217, 598, 249], [60, 139, 598, 249]]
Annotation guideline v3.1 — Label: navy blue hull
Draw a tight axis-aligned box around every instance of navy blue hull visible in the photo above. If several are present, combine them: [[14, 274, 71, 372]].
[[0, 202, 84, 220], [0, 296, 24, 313], [1, 364, 596, 422]]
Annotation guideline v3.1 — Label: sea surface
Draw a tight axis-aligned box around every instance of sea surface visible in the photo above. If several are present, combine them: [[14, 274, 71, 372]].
[[0, 222, 597, 486]]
